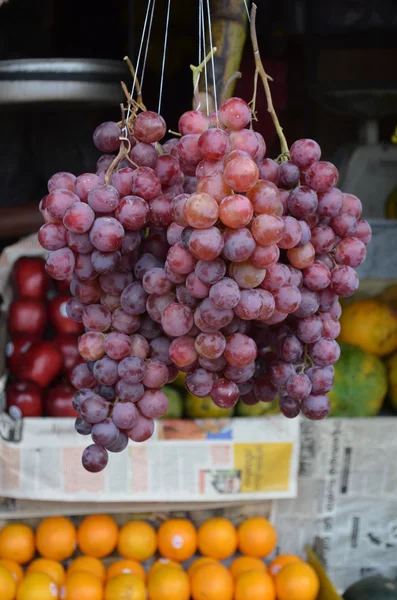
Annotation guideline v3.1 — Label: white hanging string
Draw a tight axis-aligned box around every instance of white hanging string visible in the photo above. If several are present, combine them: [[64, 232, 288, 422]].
[[158, 0, 172, 114], [200, 0, 210, 115], [140, 0, 157, 92], [125, 0, 153, 126], [243, 0, 251, 21], [206, 0, 219, 125], [193, 0, 203, 109]]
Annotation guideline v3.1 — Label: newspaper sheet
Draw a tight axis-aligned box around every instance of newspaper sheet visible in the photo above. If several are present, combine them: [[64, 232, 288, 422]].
[[0, 415, 299, 502], [271, 418, 397, 593]]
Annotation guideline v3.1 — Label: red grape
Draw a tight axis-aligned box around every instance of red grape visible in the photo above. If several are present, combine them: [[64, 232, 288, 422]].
[[134, 111, 166, 143], [38, 223, 67, 251], [211, 379, 239, 408], [184, 193, 219, 228], [301, 394, 330, 420], [198, 128, 230, 160], [290, 138, 321, 169], [93, 121, 121, 152], [179, 110, 209, 135], [169, 336, 198, 367], [115, 196, 150, 230], [219, 194, 253, 228], [223, 156, 259, 192], [224, 333, 257, 367], [305, 161, 338, 192], [219, 97, 251, 130]]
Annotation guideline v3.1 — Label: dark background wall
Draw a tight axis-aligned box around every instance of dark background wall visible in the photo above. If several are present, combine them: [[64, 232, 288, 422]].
[[0, 0, 396, 227]]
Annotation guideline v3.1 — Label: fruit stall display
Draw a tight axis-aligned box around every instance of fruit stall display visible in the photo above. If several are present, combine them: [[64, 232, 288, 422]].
[[31, 4, 374, 475], [0, 513, 339, 600], [4, 256, 82, 419], [5, 257, 397, 422], [330, 285, 397, 416], [2, 252, 279, 421]]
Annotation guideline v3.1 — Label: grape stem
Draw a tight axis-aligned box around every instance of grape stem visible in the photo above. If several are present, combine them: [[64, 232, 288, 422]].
[[123, 56, 146, 110], [105, 103, 136, 184], [220, 71, 242, 105], [249, 3, 289, 157], [249, 69, 259, 128], [190, 46, 217, 110], [168, 129, 182, 137]]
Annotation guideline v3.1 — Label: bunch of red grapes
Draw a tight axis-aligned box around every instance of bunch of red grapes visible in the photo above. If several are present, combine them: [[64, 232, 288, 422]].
[[38, 97, 371, 472]]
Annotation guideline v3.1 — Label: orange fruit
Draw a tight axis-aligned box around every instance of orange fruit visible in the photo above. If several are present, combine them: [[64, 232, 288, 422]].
[[0, 564, 17, 600], [36, 517, 77, 561], [235, 570, 276, 600], [237, 518, 277, 558], [148, 565, 190, 600], [0, 558, 24, 585], [104, 573, 145, 600], [268, 554, 303, 579], [191, 562, 233, 600], [17, 572, 58, 600], [275, 562, 320, 600], [77, 514, 118, 558], [148, 559, 183, 580], [197, 517, 237, 560], [27, 558, 65, 587], [118, 521, 156, 562], [229, 556, 267, 579], [0, 523, 35, 564], [187, 557, 217, 578], [67, 556, 106, 582], [157, 519, 197, 562], [61, 571, 103, 600], [107, 559, 146, 582]]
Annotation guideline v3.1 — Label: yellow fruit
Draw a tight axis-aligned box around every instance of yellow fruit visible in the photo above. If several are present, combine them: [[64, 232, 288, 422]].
[[235, 570, 275, 600], [329, 344, 387, 417], [339, 299, 397, 356], [104, 573, 146, 600], [229, 556, 267, 579], [0, 564, 17, 600], [188, 557, 218, 578], [148, 559, 183, 580], [147, 565, 190, 600], [191, 562, 233, 600], [77, 514, 118, 558], [237, 518, 277, 558], [17, 572, 58, 600], [236, 399, 279, 416], [67, 556, 106, 582], [157, 519, 197, 562], [386, 351, 397, 411], [173, 371, 186, 388], [275, 562, 319, 600], [0, 523, 35, 564], [268, 554, 303, 579], [185, 393, 234, 418], [27, 558, 65, 587], [118, 521, 157, 562], [61, 571, 102, 600], [0, 559, 24, 585], [36, 517, 77, 562], [161, 386, 184, 418], [107, 559, 146, 582], [197, 518, 237, 560]]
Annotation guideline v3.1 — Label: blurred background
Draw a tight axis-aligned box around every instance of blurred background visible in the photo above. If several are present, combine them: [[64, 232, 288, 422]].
[[0, 0, 396, 244]]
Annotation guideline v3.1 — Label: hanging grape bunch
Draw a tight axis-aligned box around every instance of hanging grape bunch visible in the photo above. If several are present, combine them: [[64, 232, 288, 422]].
[[38, 13, 371, 473]]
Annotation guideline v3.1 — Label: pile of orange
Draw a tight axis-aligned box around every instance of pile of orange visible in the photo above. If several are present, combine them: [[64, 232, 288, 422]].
[[0, 514, 320, 600]]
